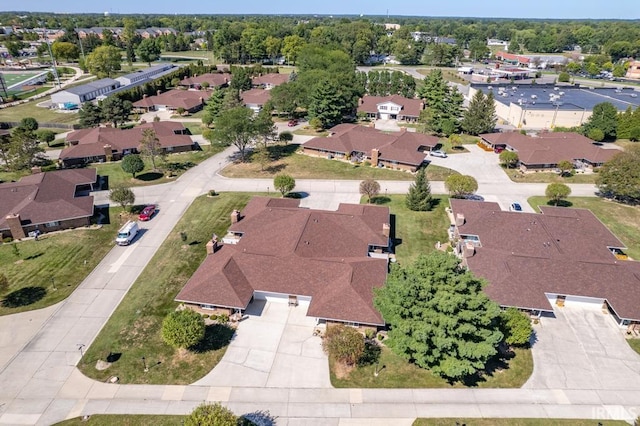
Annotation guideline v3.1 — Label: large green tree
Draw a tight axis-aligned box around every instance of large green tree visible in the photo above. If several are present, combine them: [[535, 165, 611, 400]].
[[136, 38, 161, 66], [307, 78, 345, 129], [161, 309, 206, 349], [79, 102, 103, 128], [85, 45, 122, 78], [583, 102, 618, 141], [139, 128, 164, 170], [109, 185, 135, 211], [274, 173, 296, 196], [445, 174, 478, 198], [596, 145, 640, 203], [374, 252, 503, 381], [212, 106, 257, 161], [322, 324, 365, 366], [121, 154, 144, 178], [201, 89, 225, 127], [462, 90, 497, 135], [417, 70, 462, 136], [405, 168, 433, 211], [100, 96, 132, 128], [6, 126, 46, 171], [545, 182, 572, 205], [51, 41, 79, 62]]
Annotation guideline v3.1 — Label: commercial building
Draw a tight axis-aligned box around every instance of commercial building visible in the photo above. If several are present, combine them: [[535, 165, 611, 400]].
[[50, 78, 120, 109]]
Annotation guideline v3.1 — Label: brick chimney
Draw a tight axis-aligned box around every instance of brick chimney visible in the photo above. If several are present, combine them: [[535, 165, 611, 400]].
[[5, 214, 26, 240], [463, 242, 475, 258], [455, 213, 465, 227], [382, 223, 390, 237], [157, 89, 162, 96], [371, 148, 379, 167], [419, 102, 424, 110], [143, 94, 148, 98], [358, 97, 364, 105], [206, 234, 219, 255], [30, 166, 42, 174], [104, 144, 113, 161], [231, 209, 241, 224]]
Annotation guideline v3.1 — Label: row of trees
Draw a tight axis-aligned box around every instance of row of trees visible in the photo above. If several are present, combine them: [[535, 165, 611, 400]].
[[577, 102, 640, 142], [0, 118, 49, 172], [79, 96, 132, 128]]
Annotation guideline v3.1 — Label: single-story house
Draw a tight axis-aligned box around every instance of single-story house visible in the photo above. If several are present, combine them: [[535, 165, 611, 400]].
[[450, 199, 640, 328], [60, 121, 195, 167], [357, 95, 424, 122], [251, 73, 289, 89], [175, 197, 391, 327], [51, 78, 121, 109], [240, 88, 271, 114], [179, 72, 231, 90], [132, 89, 211, 113], [0, 168, 97, 240], [479, 131, 617, 171], [303, 123, 439, 172]]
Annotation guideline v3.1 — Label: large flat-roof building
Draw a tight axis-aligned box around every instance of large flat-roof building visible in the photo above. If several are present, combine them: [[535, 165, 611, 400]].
[[115, 63, 176, 86], [50, 78, 120, 108], [469, 83, 640, 129]]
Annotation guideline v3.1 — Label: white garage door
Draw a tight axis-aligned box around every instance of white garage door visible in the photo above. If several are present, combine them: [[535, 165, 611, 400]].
[[253, 291, 288, 303], [564, 295, 604, 310]]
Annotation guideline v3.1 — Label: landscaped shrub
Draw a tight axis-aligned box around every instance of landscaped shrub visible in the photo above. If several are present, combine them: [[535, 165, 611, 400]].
[[323, 324, 365, 366], [161, 309, 206, 349]]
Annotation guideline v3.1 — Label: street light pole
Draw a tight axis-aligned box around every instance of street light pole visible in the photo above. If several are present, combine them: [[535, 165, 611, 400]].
[[142, 356, 149, 372]]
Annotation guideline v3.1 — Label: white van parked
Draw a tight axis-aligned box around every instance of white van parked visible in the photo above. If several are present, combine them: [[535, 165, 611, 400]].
[[116, 220, 140, 246]]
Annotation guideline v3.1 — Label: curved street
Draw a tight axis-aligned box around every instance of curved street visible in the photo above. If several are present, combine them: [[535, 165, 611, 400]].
[[1, 139, 639, 425]]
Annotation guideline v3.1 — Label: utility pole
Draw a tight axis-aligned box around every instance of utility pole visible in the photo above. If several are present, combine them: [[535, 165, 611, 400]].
[[44, 28, 61, 88]]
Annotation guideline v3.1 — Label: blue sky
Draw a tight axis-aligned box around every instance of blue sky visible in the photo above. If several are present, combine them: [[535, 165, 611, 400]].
[[9, 0, 640, 20]]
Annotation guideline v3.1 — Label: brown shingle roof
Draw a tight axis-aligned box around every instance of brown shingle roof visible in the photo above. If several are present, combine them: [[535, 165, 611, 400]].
[[303, 124, 438, 167], [480, 132, 617, 166], [176, 197, 390, 325], [251, 73, 289, 87], [357, 95, 424, 118], [240, 88, 271, 107], [180, 73, 231, 88], [450, 199, 640, 321], [0, 169, 96, 231], [132, 89, 211, 110], [61, 121, 193, 162]]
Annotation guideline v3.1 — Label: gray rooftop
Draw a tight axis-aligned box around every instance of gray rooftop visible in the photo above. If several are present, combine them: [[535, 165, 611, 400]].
[[118, 63, 175, 81], [64, 78, 120, 96], [473, 83, 640, 111]]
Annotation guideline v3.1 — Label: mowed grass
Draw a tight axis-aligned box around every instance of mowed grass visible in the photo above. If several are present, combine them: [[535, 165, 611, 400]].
[[331, 346, 532, 389], [369, 194, 450, 263], [0, 209, 119, 316], [528, 196, 640, 260], [505, 168, 598, 184], [78, 193, 254, 385], [55, 415, 184, 426], [0, 99, 79, 125], [221, 143, 457, 181], [92, 148, 221, 188], [413, 419, 628, 426], [627, 338, 640, 355]]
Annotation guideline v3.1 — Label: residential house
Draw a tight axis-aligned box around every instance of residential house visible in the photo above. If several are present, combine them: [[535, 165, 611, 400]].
[[175, 197, 391, 327], [179, 73, 231, 90], [449, 199, 640, 328], [240, 89, 271, 114], [60, 121, 195, 167], [487, 38, 509, 48], [357, 95, 424, 122], [495, 51, 531, 67], [251, 73, 290, 89], [132, 89, 211, 113], [479, 131, 617, 171], [302, 124, 439, 172], [0, 169, 97, 240], [50, 78, 120, 109]]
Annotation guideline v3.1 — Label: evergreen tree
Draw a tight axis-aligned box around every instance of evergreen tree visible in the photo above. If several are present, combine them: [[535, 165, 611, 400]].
[[583, 102, 618, 141], [374, 252, 503, 381], [101, 96, 132, 128], [201, 89, 226, 127], [308, 78, 344, 129], [617, 106, 635, 140], [462, 90, 497, 135], [417, 70, 462, 136], [405, 168, 433, 211], [79, 103, 103, 128]]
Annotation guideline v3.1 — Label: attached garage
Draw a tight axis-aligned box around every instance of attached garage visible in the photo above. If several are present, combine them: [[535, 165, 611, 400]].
[[253, 291, 311, 307], [545, 293, 604, 310]]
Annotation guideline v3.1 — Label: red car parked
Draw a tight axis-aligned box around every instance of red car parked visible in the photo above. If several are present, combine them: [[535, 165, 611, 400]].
[[287, 119, 298, 127], [138, 205, 156, 221]]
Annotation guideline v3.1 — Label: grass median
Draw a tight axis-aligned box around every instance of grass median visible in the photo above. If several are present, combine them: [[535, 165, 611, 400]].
[[414, 419, 628, 426], [528, 196, 640, 260], [78, 193, 254, 384], [221, 143, 457, 182], [0, 99, 80, 125], [0, 208, 118, 316]]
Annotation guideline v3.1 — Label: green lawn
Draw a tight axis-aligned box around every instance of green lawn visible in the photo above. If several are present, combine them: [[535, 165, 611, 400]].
[[505, 168, 597, 184], [221, 144, 457, 182], [331, 346, 532, 389], [292, 127, 329, 137], [628, 338, 640, 355], [414, 419, 628, 426], [55, 415, 184, 426], [0, 208, 118, 316], [527, 196, 640, 260], [92, 148, 221, 188], [370, 195, 450, 263], [78, 193, 256, 385], [161, 50, 213, 59], [0, 99, 79, 125], [180, 121, 205, 135]]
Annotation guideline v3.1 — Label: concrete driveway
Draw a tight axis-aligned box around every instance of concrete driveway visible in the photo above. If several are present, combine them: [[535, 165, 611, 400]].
[[194, 301, 330, 388], [524, 305, 640, 391]]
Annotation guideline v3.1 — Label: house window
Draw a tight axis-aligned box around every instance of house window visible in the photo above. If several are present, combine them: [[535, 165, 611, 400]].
[[379, 106, 388, 110], [200, 304, 215, 310], [345, 322, 360, 328], [166, 146, 174, 152], [45, 221, 60, 228]]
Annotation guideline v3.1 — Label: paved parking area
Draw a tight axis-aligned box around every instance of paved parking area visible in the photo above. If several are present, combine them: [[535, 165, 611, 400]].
[[194, 301, 330, 388], [524, 305, 640, 390]]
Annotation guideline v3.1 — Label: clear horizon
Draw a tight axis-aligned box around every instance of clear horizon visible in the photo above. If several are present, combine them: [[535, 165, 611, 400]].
[[5, 0, 640, 20]]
